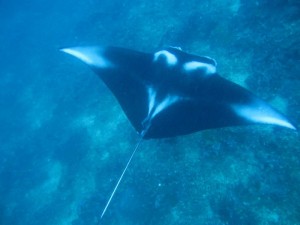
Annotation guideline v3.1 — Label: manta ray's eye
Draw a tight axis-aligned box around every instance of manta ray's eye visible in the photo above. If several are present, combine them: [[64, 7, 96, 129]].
[[153, 50, 178, 66]]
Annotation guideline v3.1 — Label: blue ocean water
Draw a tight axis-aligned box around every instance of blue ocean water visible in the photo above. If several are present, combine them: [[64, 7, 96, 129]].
[[1, 0, 300, 224]]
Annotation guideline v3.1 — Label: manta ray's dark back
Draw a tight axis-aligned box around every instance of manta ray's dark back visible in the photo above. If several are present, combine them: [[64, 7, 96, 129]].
[[61, 46, 296, 139]]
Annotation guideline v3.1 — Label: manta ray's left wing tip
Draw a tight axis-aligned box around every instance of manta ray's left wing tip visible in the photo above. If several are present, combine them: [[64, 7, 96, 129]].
[[60, 46, 96, 65], [60, 46, 113, 69]]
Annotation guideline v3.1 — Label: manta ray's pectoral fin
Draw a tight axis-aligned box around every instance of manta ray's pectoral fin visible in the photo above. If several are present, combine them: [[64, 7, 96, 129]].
[[231, 100, 296, 130]]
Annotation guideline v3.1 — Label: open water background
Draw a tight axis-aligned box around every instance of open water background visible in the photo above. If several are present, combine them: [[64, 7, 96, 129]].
[[1, 0, 300, 224]]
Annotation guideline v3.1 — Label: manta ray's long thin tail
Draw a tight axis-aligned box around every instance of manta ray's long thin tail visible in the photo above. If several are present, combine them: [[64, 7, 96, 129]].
[[100, 136, 144, 219]]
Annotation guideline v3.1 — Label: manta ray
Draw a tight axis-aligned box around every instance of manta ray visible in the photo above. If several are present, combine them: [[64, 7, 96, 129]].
[[61, 46, 296, 219]]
